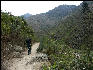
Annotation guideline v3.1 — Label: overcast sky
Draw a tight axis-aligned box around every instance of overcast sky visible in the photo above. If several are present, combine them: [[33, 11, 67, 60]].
[[1, 1, 82, 16]]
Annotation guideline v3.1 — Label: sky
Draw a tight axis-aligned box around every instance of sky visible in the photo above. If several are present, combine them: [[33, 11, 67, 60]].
[[1, 1, 82, 16]]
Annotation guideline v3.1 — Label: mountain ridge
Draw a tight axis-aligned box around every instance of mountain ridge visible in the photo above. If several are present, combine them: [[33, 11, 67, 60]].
[[26, 5, 78, 35]]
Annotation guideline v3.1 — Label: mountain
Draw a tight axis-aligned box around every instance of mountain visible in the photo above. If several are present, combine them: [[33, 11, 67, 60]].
[[26, 5, 78, 35], [49, 1, 93, 49], [21, 13, 32, 19]]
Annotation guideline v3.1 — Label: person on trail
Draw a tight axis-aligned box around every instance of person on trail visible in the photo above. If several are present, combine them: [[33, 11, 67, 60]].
[[25, 38, 32, 55]]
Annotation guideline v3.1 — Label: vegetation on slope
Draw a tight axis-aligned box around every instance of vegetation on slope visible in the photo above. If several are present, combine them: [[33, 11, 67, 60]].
[[1, 1, 93, 70], [1, 11, 36, 70], [26, 5, 77, 37], [37, 1, 93, 70]]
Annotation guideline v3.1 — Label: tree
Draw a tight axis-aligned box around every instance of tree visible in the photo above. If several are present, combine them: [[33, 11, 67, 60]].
[[82, 1, 90, 13]]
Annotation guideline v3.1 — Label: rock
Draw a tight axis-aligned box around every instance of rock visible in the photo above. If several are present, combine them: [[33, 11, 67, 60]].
[[13, 45, 23, 52]]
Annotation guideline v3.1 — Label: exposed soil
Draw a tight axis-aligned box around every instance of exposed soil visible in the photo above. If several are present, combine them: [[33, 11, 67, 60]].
[[6, 43, 50, 70]]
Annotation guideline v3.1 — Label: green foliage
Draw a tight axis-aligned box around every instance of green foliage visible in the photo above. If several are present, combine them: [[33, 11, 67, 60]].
[[81, 1, 90, 13], [26, 5, 77, 35], [37, 1, 93, 70], [1, 11, 35, 45], [38, 36, 93, 69], [1, 11, 35, 65]]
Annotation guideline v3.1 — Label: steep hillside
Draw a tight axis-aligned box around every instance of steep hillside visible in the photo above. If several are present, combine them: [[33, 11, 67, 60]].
[[53, 1, 93, 49], [37, 1, 93, 70], [26, 5, 77, 35]]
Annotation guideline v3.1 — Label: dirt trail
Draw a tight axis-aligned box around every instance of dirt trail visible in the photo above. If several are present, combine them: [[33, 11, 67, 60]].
[[7, 43, 50, 70]]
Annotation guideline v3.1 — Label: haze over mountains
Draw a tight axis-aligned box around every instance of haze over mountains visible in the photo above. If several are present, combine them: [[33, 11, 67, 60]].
[[22, 1, 93, 38], [24, 5, 78, 33], [21, 13, 32, 19], [24, 1, 93, 50]]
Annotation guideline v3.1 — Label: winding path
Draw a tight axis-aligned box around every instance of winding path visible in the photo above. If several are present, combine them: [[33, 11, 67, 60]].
[[7, 43, 50, 70]]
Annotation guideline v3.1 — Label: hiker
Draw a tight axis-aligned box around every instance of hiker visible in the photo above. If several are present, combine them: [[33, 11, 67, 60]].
[[25, 38, 32, 55]]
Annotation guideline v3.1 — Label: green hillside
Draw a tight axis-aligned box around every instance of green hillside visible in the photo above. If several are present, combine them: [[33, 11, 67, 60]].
[[37, 1, 93, 70], [26, 5, 77, 37]]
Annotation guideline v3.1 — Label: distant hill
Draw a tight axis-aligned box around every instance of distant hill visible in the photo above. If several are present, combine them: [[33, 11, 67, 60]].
[[21, 13, 32, 19], [26, 5, 78, 35]]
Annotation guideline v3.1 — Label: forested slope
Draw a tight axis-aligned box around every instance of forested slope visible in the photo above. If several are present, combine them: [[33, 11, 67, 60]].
[[26, 5, 77, 37], [37, 1, 93, 70]]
